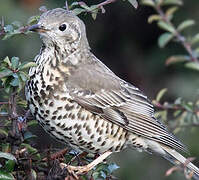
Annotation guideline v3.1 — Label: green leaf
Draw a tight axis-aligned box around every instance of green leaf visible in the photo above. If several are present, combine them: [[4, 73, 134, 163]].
[[23, 131, 37, 141], [191, 33, 199, 45], [10, 77, 19, 87], [158, 32, 173, 48], [21, 143, 38, 154], [156, 88, 167, 102], [127, 0, 138, 8], [27, 15, 40, 25], [165, 6, 178, 20], [184, 62, 199, 71], [0, 129, 8, 137], [27, 120, 38, 127], [0, 69, 13, 79], [3, 25, 13, 33], [0, 171, 15, 180], [165, 55, 189, 66], [157, 21, 175, 33], [0, 152, 16, 161], [5, 160, 15, 172], [161, 0, 183, 6], [141, 0, 155, 7], [18, 62, 37, 70], [148, 15, 162, 24], [177, 20, 195, 32], [72, 8, 86, 15], [3, 57, 12, 67], [19, 71, 29, 82], [108, 163, 120, 173], [11, 57, 19, 70]]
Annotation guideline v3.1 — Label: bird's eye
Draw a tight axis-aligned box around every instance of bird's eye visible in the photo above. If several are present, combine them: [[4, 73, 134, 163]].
[[59, 24, 67, 31]]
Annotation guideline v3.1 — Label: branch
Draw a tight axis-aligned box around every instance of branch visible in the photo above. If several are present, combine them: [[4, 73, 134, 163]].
[[155, 5, 198, 63]]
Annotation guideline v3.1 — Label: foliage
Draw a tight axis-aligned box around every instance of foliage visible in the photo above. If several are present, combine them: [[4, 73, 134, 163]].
[[0, 0, 198, 179]]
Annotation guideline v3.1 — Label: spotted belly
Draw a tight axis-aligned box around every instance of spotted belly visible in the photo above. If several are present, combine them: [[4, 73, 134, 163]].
[[25, 69, 129, 154]]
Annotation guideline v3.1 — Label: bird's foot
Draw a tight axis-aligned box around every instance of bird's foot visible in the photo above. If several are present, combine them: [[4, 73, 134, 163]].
[[60, 151, 112, 179]]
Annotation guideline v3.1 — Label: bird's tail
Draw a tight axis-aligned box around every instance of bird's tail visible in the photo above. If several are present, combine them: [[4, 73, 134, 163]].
[[161, 145, 199, 180]]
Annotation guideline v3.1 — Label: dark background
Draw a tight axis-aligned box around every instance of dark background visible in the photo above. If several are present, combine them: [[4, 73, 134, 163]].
[[0, 0, 199, 179]]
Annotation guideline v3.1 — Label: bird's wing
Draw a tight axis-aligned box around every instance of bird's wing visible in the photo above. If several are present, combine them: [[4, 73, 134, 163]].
[[67, 59, 187, 152]]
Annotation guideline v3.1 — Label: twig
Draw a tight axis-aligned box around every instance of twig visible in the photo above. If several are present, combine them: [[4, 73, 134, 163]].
[[155, 4, 198, 63], [0, 102, 9, 105], [97, 0, 117, 8], [65, 1, 69, 11]]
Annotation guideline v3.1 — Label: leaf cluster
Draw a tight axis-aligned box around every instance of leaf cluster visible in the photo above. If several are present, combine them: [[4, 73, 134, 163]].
[[141, 0, 199, 70]]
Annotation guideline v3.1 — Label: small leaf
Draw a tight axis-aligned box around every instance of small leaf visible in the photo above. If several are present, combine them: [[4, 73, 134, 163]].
[[23, 131, 37, 141], [177, 20, 195, 32], [0, 69, 13, 79], [191, 33, 199, 45], [10, 77, 19, 87], [3, 25, 13, 33], [19, 71, 29, 82], [27, 15, 40, 25], [108, 163, 120, 173], [128, 0, 138, 8], [165, 55, 189, 66], [158, 32, 173, 48], [184, 62, 199, 71], [166, 6, 178, 20], [0, 152, 16, 161], [3, 57, 12, 67], [21, 143, 38, 154], [156, 88, 167, 102], [0, 171, 15, 180], [72, 8, 86, 15], [0, 129, 8, 137], [173, 110, 181, 117], [158, 21, 175, 33], [11, 57, 19, 70], [141, 0, 155, 7], [27, 120, 38, 127], [161, 0, 183, 6], [148, 15, 162, 24], [5, 160, 15, 172], [18, 62, 37, 70]]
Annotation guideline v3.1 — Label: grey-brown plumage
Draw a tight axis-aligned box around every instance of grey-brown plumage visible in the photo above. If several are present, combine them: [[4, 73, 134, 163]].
[[26, 8, 199, 179]]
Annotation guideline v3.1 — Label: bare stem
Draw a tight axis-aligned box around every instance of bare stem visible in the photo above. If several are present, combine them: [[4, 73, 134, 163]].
[[155, 5, 198, 63], [97, 0, 118, 7], [65, 0, 69, 11]]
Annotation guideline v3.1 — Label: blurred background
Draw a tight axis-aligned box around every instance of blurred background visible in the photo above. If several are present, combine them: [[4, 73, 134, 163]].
[[0, 0, 199, 179]]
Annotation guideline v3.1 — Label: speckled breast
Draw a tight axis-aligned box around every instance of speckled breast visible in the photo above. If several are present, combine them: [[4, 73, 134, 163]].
[[25, 58, 129, 154]]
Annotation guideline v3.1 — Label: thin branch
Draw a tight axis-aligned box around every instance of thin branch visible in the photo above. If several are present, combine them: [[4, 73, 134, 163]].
[[65, 0, 69, 11], [97, 0, 118, 8], [0, 102, 9, 105], [155, 5, 199, 63]]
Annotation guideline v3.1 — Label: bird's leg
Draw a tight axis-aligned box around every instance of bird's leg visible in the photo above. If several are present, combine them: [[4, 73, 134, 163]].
[[60, 151, 112, 176]]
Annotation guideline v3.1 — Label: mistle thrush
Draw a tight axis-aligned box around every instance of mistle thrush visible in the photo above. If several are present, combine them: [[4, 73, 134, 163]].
[[25, 8, 199, 178]]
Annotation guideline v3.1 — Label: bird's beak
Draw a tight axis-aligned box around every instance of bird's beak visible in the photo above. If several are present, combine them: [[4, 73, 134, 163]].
[[28, 24, 48, 33]]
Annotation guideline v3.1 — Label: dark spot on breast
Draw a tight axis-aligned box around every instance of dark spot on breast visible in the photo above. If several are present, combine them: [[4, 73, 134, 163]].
[[49, 102, 54, 107], [53, 110, 58, 115], [97, 137, 102, 142], [101, 141, 106, 146], [52, 116, 56, 120], [61, 97, 67, 101], [40, 89, 46, 99], [45, 110, 50, 114], [57, 115, 62, 120]]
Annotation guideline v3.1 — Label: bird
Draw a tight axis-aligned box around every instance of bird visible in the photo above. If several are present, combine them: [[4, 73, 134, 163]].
[[25, 8, 199, 179]]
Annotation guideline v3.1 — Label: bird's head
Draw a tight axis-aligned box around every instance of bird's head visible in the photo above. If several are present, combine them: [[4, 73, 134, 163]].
[[29, 8, 89, 49]]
